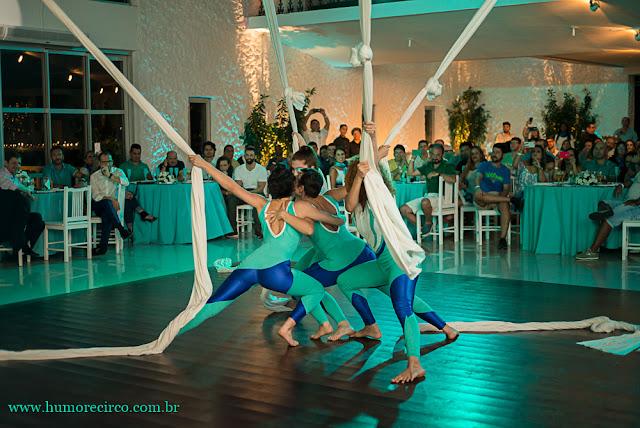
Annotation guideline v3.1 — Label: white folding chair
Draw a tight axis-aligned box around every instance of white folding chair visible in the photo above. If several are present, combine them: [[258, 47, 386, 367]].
[[416, 176, 459, 245], [476, 207, 511, 246], [44, 186, 93, 262], [92, 184, 126, 253], [622, 220, 640, 260], [459, 191, 477, 241], [0, 245, 27, 267], [236, 204, 254, 234]]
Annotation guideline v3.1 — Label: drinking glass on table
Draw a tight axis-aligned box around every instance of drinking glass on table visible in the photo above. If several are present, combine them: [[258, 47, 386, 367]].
[[595, 171, 604, 182]]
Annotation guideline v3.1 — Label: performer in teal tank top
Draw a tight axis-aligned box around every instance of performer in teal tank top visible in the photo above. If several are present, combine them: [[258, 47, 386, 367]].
[[179, 156, 344, 347]]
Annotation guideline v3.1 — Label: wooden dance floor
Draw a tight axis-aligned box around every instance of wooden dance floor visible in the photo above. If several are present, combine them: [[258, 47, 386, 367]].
[[1, 270, 639, 427]]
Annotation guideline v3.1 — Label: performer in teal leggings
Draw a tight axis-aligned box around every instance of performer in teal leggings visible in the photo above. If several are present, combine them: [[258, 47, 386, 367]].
[[267, 168, 377, 341], [179, 157, 344, 347]]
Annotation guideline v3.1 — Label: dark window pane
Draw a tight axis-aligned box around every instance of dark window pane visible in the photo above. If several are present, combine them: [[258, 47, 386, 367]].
[[90, 59, 123, 110], [49, 54, 85, 109], [1, 50, 44, 108], [92, 114, 124, 165], [190, 102, 206, 150], [3, 113, 46, 167], [51, 114, 86, 167]]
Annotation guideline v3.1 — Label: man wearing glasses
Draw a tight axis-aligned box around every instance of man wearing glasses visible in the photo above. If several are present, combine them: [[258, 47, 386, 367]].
[[90, 151, 131, 255]]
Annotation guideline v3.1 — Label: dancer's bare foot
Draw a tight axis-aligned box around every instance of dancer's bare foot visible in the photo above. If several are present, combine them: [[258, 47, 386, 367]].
[[277, 318, 299, 347], [443, 324, 459, 342], [328, 321, 356, 341], [350, 323, 382, 339], [311, 322, 333, 339], [392, 357, 426, 384]]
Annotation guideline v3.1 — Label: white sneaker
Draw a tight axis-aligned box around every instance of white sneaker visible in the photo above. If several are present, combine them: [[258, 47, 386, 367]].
[[575, 248, 599, 261]]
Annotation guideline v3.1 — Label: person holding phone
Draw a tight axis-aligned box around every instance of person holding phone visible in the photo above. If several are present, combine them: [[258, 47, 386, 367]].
[[552, 148, 582, 182], [387, 144, 409, 181], [301, 108, 330, 147]]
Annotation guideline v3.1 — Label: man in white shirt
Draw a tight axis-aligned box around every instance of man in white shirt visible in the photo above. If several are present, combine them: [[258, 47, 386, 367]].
[[488, 122, 513, 152], [301, 108, 330, 147], [91, 151, 131, 255], [0, 152, 44, 257], [226, 146, 267, 238]]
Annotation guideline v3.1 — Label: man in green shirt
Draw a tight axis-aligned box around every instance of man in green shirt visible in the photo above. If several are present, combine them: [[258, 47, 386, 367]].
[[43, 146, 83, 188], [400, 143, 456, 234], [119, 144, 153, 182]]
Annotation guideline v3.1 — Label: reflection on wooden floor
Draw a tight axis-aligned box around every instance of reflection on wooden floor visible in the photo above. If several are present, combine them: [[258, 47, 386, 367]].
[[1, 271, 639, 427]]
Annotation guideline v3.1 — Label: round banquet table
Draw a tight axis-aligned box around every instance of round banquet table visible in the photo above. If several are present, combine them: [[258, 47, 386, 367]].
[[128, 181, 232, 245], [394, 182, 426, 208], [30, 190, 86, 256], [522, 184, 637, 255]]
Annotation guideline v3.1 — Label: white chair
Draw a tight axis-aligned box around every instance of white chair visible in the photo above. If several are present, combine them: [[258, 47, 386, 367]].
[[622, 220, 640, 260], [476, 207, 511, 246], [44, 186, 93, 262], [91, 184, 126, 253], [416, 176, 459, 245], [326, 175, 332, 191], [459, 191, 477, 240], [236, 204, 254, 234], [0, 245, 28, 267]]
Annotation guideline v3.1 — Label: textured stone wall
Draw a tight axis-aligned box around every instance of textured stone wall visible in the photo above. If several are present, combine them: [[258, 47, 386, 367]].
[[132, 0, 630, 169]]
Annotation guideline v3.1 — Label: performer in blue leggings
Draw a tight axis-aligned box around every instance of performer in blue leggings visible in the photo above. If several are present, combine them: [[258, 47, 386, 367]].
[[266, 168, 377, 341], [179, 156, 344, 347]]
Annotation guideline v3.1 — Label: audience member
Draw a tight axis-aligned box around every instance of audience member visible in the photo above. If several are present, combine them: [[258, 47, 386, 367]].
[[554, 123, 574, 149], [579, 140, 594, 163], [460, 146, 485, 203], [301, 108, 330, 147], [401, 144, 456, 235], [329, 147, 347, 189], [198, 141, 217, 180], [120, 144, 153, 182], [223, 145, 241, 169], [522, 119, 542, 143], [582, 141, 616, 181], [78, 151, 95, 183], [511, 145, 548, 207], [552, 148, 581, 182], [308, 142, 318, 154], [546, 136, 559, 157], [318, 145, 333, 176], [579, 122, 600, 151], [0, 152, 43, 257], [332, 124, 350, 151], [444, 144, 454, 161], [157, 151, 186, 182], [473, 143, 512, 250], [491, 121, 514, 151], [414, 140, 430, 169], [624, 141, 640, 183], [216, 156, 234, 200], [502, 138, 521, 170], [326, 143, 336, 159], [388, 145, 409, 181], [290, 140, 329, 192], [450, 141, 473, 174], [43, 146, 83, 188], [347, 127, 362, 158], [267, 145, 286, 172], [605, 136, 617, 158], [609, 142, 627, 182], [613, 117, 637, 143], [575, 171, 640, 260], [90, 151, 131, 255], [227, 146, 267, 239]]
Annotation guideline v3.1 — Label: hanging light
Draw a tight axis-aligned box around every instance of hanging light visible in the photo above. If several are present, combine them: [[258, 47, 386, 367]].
[[17, 55, 23, 63], [68, 74, 73, 82], [589, 0, 600, 12], [99, 87, 104, 94], [115, 86, 119, 94]]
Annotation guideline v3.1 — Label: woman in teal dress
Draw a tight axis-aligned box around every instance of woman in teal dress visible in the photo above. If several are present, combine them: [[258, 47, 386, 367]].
[[179, 157, 344, 347]]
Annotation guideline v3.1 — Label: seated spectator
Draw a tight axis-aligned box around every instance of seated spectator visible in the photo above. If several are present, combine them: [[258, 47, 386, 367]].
[[226, 146, 267, 239], [400, 144, 456, 235], [511, 146, 548, 207], [552, 148, 582, 182], [579, 140, 595, 164], [546, 136, 559, 157], [449, 141, 473, 174], [199, 141, 217, 180], [223, 145, 241, 169], [120, 144, 153, 182], [332, 124, 350, 152], [473, 143, 512, 250], [78, 151, 95, 184], [308, 142, 318, 155], [290, 138, 329, 192], [326, 143, 336, 159], [605, 136, 617, 158], [267, 145, 286, 172], [582, 141, 617, 181], [388, 144, 409, 181], [554, 123, 574, 149], [518, 139, 556, 171], [444, 144, 454, 161], [347, 127, 362, 158], [90, 151, 132, 255], [623, 142, 640, 183], [329, 147, 347, 189], [579, 122, 600, 151], [0, 152, 43, 257], [559, 138, 573, 152], [414, 140, 431, 179], [610, 142, 627, 182], [613, 117, 637, 143], [301, 108, 330, 147], [576, 171, 640, 260], [460, 146, 485, 203], [626, 140, 636, 154], [318, 145, 333, 176], [490, 121, 514, 152], [502, 138, 521, 170], [216, 156, 234, 200], [157, 151, 186, 182], [43, 146, 83, 188]]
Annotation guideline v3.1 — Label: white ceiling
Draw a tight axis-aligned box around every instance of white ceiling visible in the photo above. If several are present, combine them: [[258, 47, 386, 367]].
[[248, 0, 640, 72]]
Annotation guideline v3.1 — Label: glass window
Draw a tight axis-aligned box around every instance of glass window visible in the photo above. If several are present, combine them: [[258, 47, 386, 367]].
[[92, 114, 124, 164], [49, 54, 85, 109], [90, 59, 123, 110], [1, 50, 44, 108], [3, 113, 46, 167], [51, 114, 86, 167]]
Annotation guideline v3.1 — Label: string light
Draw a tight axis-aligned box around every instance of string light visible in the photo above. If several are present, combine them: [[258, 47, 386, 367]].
[[114, 86, 119, 94], [68, 74, 73, 82], [99, 87, 104, 94], [17, 55, 23, 63]]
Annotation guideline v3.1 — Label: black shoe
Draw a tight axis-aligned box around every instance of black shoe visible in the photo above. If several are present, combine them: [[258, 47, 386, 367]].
[[589, 206, 613, 221], [119, 228, 132, 240], [92, 246, 107, 256], [139, 210, 158, 223], [498, 238, 508, 250], [510, 196, 524, 213], [21, 246, 40, 258]]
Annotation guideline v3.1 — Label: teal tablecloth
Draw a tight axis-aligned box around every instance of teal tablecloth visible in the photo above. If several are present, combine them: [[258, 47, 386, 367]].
[[522, 185, 637, 255], [394, 183, 425, 208], [30, 190, 86, 256], [128, 182, 232, 245]]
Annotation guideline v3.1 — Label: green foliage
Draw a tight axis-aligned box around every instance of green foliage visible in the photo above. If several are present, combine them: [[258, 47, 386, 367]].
[[446, 87, 491, 149], [242, 88, 316, 164], [541, 88, 598, 150]]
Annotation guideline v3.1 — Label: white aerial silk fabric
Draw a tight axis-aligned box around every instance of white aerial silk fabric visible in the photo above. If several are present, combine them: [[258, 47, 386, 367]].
[[262, 0, 306, 152], [353, 0, 424, 279], [0, 0, 212, 361]]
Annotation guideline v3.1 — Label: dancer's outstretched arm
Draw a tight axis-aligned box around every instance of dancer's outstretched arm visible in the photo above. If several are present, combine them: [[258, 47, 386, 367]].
[[324, 186, 348, 203], [345, 161, 370, 213], [189, 155, 266, 211]]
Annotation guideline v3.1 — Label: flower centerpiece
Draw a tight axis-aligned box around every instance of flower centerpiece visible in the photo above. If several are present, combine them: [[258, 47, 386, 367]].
[[15, 170, 35, 192], [157, 171, 176, 184], [575, 170, 598, 186]]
